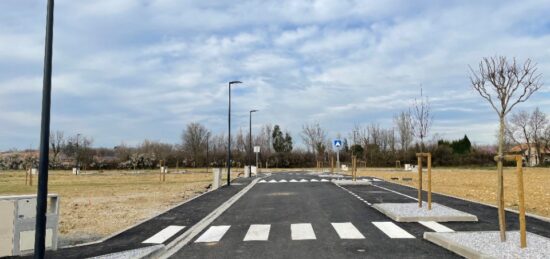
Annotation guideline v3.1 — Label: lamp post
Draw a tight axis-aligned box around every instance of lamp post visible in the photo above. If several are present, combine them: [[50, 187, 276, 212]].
[[249, 109, 258, 177], [35, 0, 54, 258], [227, 81, 242, 186]]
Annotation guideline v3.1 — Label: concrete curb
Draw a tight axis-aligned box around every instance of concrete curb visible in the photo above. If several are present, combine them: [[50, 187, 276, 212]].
[[424, 232, 493, 259], [155, 177, 262, 258]]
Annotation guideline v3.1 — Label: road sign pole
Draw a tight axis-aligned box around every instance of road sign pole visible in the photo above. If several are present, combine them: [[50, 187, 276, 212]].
[[336, 149, 340, 171]]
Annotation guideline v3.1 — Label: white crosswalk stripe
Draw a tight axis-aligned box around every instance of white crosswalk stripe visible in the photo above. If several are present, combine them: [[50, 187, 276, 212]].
[[321, 179, 329, 182], [195, 225, 231, 243], [142, 225, 185, 244], [279, 179, 288, 183], [331, 222, 365, 239], [372, 222, 415, 239], [290, 179, 298, 182], [268, 179, 277, 183], [418, 221, 454, 233], [310, 179, 319, 182], [299, 179, 308, 182], [243, 224, 271, 241], [291, 223, 316, 240], [259, 180, 266, 183]]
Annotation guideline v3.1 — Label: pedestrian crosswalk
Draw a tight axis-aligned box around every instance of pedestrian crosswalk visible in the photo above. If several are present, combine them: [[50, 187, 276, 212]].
[[259, 179, 331, 183], [192, 221, 454, 243]]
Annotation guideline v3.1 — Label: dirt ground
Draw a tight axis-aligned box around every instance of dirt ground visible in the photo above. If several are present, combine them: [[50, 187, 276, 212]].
[[355, 167, 550, 218], [0, 169, 240, 246]]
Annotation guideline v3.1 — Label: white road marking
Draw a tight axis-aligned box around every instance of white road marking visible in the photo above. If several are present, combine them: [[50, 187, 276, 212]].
[[279, 179, 288, 183], [331, 222, 365, 239], [268, 179, 278, 183], [372, 222, 415, 239], [259, 180, 266, 183], [243, 224, 271, 241], [195, 225, 231, 243], [299, 179, 309, 182], [418, 221, 454, 233], [310, 179, 319, 182], [373, 179, 383, 182], [291, 223, 316, 240], [142, 225, 185, 244], [321, 179, 329, 182], [290, 179, 298, 182]]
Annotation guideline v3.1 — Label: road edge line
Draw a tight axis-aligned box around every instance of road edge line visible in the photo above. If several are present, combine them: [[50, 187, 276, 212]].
[[155, 177, 262, 258]]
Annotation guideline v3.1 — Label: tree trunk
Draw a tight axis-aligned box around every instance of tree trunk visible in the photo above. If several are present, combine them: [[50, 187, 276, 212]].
[[497, 116, 507, 241]]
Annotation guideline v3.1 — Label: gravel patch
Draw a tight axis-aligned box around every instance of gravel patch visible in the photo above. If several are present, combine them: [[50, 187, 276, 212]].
[[372, 202, 478, 222], [425, 231, 550, 259]]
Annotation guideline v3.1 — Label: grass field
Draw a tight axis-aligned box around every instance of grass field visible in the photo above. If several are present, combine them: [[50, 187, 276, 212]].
[[355, 167, 550, 218], [0, 168, 240, 245]]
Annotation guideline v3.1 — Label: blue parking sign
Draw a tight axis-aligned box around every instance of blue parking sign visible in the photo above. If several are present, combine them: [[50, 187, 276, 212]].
[[333, 139, 342, 148]]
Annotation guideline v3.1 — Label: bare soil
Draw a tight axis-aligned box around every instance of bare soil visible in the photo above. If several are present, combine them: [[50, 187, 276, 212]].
[[0, 169, 240, 245], [355, 167, 550, 218]]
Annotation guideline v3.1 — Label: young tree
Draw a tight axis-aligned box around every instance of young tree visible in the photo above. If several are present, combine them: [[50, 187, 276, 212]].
[[469, 56, 543, 241], [411, 87, 433, 151]]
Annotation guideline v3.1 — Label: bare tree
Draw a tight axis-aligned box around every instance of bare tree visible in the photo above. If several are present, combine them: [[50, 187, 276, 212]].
[[394, 111, 414, 159], [181, 122, 209, 167], [411, 87, 433, 151], [530, 107, 548, 165], [301, 122, 327, 158], [49, 130, 65, 167], [469, 56, 543, 241], [508, 110, 532, 164]]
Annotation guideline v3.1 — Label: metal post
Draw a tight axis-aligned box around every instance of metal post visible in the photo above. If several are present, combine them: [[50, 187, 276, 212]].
[[516, 156, 527, 248], [336, 149, 340, 171], [227, 81, 241, 186], [227, 82, 231, 186], [206, 134, 209, 174], [428, 153, 432, 210], [417, 155, 422, 208], [35, 0, 54, 257]]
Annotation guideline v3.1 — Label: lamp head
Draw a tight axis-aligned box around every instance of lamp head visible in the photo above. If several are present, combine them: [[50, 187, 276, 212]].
[[229, 81, 242, 85]]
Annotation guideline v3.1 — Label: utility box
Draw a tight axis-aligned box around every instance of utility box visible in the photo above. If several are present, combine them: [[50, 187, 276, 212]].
[[212, 168, 223, 190], [0, 194, 59, 257]]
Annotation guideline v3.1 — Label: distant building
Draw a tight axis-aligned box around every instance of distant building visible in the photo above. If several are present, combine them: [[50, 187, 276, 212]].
[[509, 144, 550, 166]]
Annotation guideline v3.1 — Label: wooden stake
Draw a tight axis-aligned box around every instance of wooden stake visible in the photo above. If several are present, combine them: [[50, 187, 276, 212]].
[[428, 153, 432, 210], [417, 155, 422, 208], [516, 156, 526, 248]]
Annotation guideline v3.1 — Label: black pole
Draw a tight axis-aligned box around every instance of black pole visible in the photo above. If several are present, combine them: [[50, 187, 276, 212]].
[[249, 111, 252, 176], [227, 83, 231, 186], [35, 0, 54, 258]]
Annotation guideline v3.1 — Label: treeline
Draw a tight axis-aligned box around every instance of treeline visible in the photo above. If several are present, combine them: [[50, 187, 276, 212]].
[[2, 122, 504, 171]]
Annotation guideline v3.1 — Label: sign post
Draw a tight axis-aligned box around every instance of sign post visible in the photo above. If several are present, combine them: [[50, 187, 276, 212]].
[[333, 140, 342, 171]]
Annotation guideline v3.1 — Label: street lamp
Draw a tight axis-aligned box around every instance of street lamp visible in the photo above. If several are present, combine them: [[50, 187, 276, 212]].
[[227, 81, 242, 186], [249, 109, 258, 177], [35, 0, 54, 258]]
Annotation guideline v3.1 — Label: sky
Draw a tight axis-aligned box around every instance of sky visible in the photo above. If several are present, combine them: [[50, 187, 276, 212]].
[[1, 0, 550, 150]]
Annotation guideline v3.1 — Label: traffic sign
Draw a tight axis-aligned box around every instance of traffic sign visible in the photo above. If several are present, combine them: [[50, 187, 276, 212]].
[[254, 146, 261, 153], [333, 140, 342, 148]]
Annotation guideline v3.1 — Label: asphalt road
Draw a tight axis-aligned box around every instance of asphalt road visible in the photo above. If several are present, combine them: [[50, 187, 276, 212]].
[[172, 172, 459, 258]]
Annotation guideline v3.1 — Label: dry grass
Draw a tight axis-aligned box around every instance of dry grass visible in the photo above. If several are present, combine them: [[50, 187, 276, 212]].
[[0, 169, 240, 244], [355, 167, 550, 218]]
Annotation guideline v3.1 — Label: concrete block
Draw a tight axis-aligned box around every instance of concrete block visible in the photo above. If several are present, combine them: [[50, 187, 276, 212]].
[[372, 202, 478, 222]]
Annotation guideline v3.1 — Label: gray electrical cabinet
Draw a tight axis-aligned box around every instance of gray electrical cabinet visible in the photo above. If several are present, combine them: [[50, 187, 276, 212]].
[[0, 194, 59, 257]]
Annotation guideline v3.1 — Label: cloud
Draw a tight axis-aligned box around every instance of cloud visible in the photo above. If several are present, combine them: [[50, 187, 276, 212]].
[[1, 0, 549, 149]]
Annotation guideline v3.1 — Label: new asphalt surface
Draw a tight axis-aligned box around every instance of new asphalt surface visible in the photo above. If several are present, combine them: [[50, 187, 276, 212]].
[[172, 172, 460, 258]]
